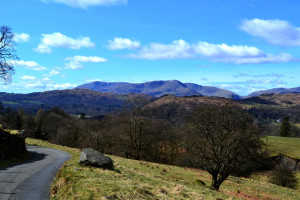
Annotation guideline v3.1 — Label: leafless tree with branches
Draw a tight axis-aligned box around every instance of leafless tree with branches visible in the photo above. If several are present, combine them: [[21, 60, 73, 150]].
[[0, 25, 18, 82]]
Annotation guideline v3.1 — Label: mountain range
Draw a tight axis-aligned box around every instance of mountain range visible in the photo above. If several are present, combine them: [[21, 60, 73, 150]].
[[247, 87, 300, 97], [1, 80, 299, 116], [76, 80, 241, 99], [77, 80, 300, 99]]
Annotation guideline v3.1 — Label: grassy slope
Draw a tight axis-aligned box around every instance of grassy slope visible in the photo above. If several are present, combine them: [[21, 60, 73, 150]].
[[26, 138, 299, 200], [265, 136, 300, 158]]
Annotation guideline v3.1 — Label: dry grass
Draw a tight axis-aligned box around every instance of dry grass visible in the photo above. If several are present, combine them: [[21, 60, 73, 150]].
[[26, 138, 300, 200]]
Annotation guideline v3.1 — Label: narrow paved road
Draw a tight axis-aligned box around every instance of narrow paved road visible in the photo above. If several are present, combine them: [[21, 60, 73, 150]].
[[0, 145, 70, 200]]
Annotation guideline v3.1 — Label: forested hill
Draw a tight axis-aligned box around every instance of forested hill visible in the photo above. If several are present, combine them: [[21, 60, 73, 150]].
[[0, 89, 154, 116], [76, 80, 241, 99]]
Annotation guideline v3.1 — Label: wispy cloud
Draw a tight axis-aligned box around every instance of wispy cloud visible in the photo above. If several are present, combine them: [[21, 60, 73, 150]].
[[21, 75, 37, 80], [240, 18, 300, 46], [233, 73, 285, 78], [35, 32, 95, 54], [13, 60, 47, 71], [0, 76, 76, 92], [122, 39, 295, 64], [42, 0, 127, 9], [65, 55, 107, 69], [246, 79, 286, 84], [14, 33, 30, 43], [44, 70, 60, 77], [108, 37, 141, 50], [211, 78, 287, 95]]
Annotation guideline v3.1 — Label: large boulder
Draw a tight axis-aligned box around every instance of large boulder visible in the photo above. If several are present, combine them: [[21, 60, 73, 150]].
[[273, 154, 300, 172], [79, 148, 113, 169]]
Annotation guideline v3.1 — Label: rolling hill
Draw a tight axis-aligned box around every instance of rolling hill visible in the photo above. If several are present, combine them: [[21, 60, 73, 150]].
[[0, 89, 153, 116], [76, 80, 241, 99]]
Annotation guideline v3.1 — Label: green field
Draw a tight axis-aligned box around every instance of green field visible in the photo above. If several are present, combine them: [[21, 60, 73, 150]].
[[21, 100, 43, 104], [26, 138, 300, 200], [265, 136, 300, 159], [2, 101, 19, 105]]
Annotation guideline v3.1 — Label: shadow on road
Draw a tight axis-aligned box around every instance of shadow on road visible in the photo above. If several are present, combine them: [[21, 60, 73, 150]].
[[0, 149, 46, 171]]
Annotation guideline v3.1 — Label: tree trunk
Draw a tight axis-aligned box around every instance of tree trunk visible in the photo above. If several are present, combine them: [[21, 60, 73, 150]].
[[211, 175, 221, 191]]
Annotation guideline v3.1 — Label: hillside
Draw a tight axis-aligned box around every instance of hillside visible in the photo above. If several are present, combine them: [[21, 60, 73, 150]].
[[241, 93, 300, 106], [0, 89, 154, 116], [147, 95, 234, 109], [26, 138, 300, 200], [76, 80, 241, 99], [265, 136, 300, 159], [247, 87, 300, 97]]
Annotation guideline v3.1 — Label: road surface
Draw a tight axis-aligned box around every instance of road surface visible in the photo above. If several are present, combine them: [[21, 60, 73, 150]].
[[0, 145, 70, 200]]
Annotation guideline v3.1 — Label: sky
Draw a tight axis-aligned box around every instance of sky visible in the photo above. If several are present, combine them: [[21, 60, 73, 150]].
[[1, 0, 300, 96]]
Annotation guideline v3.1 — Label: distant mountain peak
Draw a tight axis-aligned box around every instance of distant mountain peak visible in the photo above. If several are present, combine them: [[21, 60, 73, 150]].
[[76, 80, 241, 99]]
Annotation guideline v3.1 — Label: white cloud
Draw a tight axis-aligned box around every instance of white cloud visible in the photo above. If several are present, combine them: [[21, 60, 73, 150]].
[[21, 75, 37, 80], [65, 55, 107, 69], [194, 42, 263, 58], [108, 38, 141, 50], [128, 39, 194, 60], [126, 39, 295, 64], [13, 60, 47, 70], [22, 77, 76, 90], [43, 0, 127, 9], [65, 61, 83, 69], [66, 56, 107, 63], [35, 32, 95, 53], [14, 33, 31, 43], [240, 18, 300, 46], [50, 70, 60, 75], [44, 70, 60, 77], [0, 76, 76, 92]]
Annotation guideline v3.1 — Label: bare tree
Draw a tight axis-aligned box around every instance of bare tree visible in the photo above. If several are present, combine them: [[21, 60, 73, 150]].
[[186, 101, 263, 190], [121, 96, 151, 160], [0, 25, 18, 82]]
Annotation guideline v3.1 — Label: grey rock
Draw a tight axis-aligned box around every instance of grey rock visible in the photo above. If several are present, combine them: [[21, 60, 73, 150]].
[[273, 154, 300, 172], [79, 148, 113, 169]]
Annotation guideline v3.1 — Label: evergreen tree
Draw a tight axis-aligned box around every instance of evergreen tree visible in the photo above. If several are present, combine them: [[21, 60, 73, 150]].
[[280, 117, 291, 137]]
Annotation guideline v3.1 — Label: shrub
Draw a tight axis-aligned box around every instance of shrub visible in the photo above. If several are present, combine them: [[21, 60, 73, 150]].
[[269, 166, 298, 189]]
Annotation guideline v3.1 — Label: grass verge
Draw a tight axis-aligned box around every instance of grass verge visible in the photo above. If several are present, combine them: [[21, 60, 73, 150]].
[[26, 138, 299, 200]]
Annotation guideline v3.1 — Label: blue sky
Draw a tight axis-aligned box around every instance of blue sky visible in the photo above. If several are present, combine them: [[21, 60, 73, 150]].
[[1, 0, 300, 95]]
